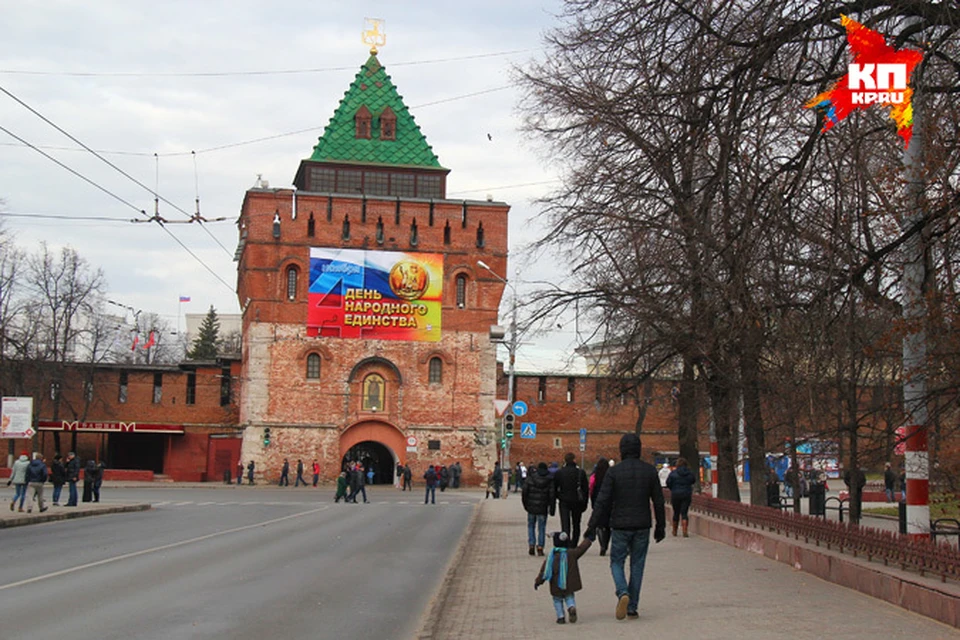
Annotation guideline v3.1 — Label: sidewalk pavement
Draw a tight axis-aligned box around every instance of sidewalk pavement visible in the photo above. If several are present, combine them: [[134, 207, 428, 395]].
[[0, 500, 150, 528], [417, 494, 959, 639]]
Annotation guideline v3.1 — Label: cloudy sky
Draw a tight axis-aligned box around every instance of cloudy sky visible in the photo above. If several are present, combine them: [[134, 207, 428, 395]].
[[1, 0, 587, 372]]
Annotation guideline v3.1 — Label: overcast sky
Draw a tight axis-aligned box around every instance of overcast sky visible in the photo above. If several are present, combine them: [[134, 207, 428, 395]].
[[0, 1, 588, 372]]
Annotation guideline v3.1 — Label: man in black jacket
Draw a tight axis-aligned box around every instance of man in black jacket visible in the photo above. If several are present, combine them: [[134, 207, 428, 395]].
[[554, 452, 589, 545], [65, 452, 80, 507], [522, 462, 555, 556], [585, 433, 665, 621]]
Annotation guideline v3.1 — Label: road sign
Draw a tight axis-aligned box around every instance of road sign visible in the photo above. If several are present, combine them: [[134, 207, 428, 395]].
[[520, 422, 537, 439], [493, 399, 510, 416], [579, 428, 587, 444], [406, 435, 418, 452], [512, 400, 528, 417], [579, 443, 586, 452]]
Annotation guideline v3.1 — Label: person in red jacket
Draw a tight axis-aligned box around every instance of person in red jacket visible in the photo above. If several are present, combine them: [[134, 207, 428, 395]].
[[312, 460, 321, 487]]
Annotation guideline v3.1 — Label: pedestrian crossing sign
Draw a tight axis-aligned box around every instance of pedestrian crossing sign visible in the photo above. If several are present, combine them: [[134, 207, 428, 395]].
[[520, 422, 536, 439]]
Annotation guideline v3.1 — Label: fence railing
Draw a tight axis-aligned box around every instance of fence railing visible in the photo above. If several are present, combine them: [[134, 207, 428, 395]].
[[691, 494, 960, 583]]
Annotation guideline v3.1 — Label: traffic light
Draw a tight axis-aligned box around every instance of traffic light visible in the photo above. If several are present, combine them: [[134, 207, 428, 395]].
[[263, 427, 271, 447], [504, 413, 515, 439], [500, 438, 507, 448]]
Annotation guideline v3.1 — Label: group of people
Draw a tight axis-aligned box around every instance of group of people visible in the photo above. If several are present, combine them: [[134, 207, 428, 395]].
[[421, 461, 464, 503], [8, 451, 103, 512], [528, 435, 702, 625], [398, 461, 462, 494], [277, 458, 322, 487], [334, 461, 370, 503]]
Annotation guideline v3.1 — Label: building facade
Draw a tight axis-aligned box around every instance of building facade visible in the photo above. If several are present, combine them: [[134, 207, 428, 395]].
[[233, 51, 509, 485]]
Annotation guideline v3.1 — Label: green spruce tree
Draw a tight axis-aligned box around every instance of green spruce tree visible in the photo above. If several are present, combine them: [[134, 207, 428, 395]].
[[188, 305, 221, 359]]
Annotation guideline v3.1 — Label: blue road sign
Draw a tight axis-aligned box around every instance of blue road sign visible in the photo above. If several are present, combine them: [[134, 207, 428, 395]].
[[579, 428, 587, 444], [520, 422, 537, 439], [512, 400, 528, 417]]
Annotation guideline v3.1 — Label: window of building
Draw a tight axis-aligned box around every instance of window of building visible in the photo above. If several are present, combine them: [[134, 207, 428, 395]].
[[186, 372, 196, 405], [355, 106, 372, 139], [153, 373, 163, 404], [310, 168, 337, 192], [362, 374, 385, 412], [119, 371, 128, 404], [410, 219, 419, 246], [418, 174, 442, 199], [286, 266, 298, 301], [567, 377, 575, 403], [456, 274, 467, 309], [376, 217, 385, 245], [342, 215, 351, 240], [443, 220, 451, 245], [339, 170, 362, 193], [538, 376, 547, 403], [476, 222, 485, 248], [390, 173, 415, 198], [365, 172, 389, 195], [306, 353, 321, 380], [220, 367, 231, 406], [380, 107, 396, 140], [429, 357, 443, 384], [553, 437, 562, 448], [307, 213, 315, 237]]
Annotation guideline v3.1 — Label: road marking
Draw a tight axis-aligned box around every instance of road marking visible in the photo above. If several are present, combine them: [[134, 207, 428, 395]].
[[0, 505, 331, 592], [153, 501, 171, 506], [173, 501, 193, 506], [197, 502, 215, 506]]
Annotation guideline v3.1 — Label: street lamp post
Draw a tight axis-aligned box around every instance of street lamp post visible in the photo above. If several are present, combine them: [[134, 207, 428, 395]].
[[478, 260, 517, 490]]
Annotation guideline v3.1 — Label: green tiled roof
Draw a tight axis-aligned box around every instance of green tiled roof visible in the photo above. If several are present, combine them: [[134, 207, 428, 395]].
[[309, 54, 443, 169]]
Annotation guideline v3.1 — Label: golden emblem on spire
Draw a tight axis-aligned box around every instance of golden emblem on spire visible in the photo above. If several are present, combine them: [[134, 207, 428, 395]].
[[362, 18, 386, 54]]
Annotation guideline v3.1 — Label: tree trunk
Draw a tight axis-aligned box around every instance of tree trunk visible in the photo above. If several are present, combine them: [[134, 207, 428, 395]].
[[677, 355, 700, 490], [706, 360, 740, 501]]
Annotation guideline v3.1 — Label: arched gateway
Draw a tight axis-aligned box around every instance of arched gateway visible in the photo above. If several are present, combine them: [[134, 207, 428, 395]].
[[340, 421, 404, 485]]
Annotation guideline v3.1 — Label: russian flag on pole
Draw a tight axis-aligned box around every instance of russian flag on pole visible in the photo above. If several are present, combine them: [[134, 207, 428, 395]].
[[179, 296, 191, 302]]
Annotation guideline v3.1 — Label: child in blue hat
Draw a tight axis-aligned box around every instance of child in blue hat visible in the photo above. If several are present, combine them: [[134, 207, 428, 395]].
[[534, 531, 593, 623]]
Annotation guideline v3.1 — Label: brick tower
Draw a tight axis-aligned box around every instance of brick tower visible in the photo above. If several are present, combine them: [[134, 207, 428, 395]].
[[235, 51, 510, 485]]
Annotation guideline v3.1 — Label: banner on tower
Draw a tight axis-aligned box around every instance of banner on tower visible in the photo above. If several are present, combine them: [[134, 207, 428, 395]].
[[307, 248, 442, 342]]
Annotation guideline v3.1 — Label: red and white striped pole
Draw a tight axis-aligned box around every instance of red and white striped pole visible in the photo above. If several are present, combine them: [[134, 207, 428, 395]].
[[903, 423, 929, 538], [710, 438, 719, 498]]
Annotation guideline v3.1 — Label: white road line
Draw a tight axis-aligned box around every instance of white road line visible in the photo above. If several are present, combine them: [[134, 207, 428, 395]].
[[196, 502, 215, 506], [152, 501, 171, 506], [0, 505, 331, 591], [172, 501, 193, 506]]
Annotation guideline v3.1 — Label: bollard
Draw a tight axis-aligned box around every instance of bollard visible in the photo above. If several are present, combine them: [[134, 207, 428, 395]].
[[223, 469, 231, 485], [898, 501, 906, 535]]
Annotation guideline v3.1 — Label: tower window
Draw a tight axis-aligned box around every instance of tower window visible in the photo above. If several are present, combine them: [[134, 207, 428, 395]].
[[380, 106, 396, 140], [286, 266, 298, 301], [119, 371, 128, 404], [306, 353, 321, 380], [342, 215, 351, 240], [567, 377, 575, 403], [456, 274, 467, 309], [186, 372, 196, 405], [153, 373, 163, 404], [410, 219, 419, 246], [444, 220, 451, 245], [355, 106, 372, 139], [476, 221, 485, 248], [538, 376, 546, 403], [429, 357, 443, 384], [376, 217, 385, 245], [220, 367, 232, 406], [307, 213, 315, 237]]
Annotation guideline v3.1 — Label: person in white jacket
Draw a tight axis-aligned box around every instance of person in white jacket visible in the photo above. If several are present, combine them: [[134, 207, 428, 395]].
[[8, 452, 30, 512], [658, 463, 672, 488]]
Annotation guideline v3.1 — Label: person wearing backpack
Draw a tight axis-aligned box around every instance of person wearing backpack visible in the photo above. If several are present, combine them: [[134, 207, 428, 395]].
[[554, 452, 589, 546]]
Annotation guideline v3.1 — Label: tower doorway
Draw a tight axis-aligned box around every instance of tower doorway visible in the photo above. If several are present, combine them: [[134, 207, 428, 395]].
[[342, 440, 396, 485]]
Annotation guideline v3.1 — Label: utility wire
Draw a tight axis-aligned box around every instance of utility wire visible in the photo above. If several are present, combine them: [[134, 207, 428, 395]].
[[0, 82, 233, 258], [0, 49, 537, 78], [0, 124, 234, 293]]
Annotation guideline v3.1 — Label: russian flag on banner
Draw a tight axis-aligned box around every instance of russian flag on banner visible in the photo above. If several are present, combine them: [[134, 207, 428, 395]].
[[179, 296, 191, 302]]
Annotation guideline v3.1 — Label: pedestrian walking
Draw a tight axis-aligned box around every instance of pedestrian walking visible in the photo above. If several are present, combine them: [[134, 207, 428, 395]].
[[666, 457, 696, 537], [334, 472, 348, 502], [93, 460, 106, 502], [424, 464, 438, 504], [357, 463, 370, 502], [366, 466, 375, 486], [50, 454, 66, 506], [246, 460, 255, 485], [279, 459, 290, 486], [402, 464, 413, 491], [439, 465, 449, 492], [237, 459, 244, 485], [658, 463, 671, 488], [883, 462, 896, 503], [346, 462, 361, 502], [8, 452, 30, 512], [25, 453, 49, 513], [585, 433, 666, 621], [396, 462, 404, 489], [312, 460, 320, 487], [491, 461, 503, 499], [554, 452, 589, 545], [65, 452, 80, 506], [82, 459, 97, 502], [534, 531, 592, 625], [522, 461, 556, 556], [451, 461, 461, 489], [589, 457, 610, 556], [765, 466, 781, 507], [295, 459, 306, 487]]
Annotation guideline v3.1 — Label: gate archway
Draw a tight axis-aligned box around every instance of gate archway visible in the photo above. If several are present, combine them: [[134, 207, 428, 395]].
[[340, 420, 405, 485]]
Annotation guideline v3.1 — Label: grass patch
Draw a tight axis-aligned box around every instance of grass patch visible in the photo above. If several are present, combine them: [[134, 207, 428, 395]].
[[863, 493, 960, 519]]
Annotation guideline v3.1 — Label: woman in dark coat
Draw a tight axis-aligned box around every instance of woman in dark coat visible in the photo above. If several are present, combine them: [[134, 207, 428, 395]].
[[82, 459, 97, 502], [50, 454, 67, 506], [666, 457, 697, 537], [588, 457, 611, 555]]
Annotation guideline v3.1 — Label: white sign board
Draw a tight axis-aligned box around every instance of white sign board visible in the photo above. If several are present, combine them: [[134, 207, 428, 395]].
[[1, 397, 35, 439], [406, 435, 418, 453]]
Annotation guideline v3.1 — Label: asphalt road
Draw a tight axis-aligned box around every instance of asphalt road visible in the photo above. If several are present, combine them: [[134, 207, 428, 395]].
[[0, 485, 479, 640]]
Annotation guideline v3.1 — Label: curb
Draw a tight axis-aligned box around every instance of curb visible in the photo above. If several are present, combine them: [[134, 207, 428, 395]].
[[414, 497, 484, 639], [0, 504, 152, 529]]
